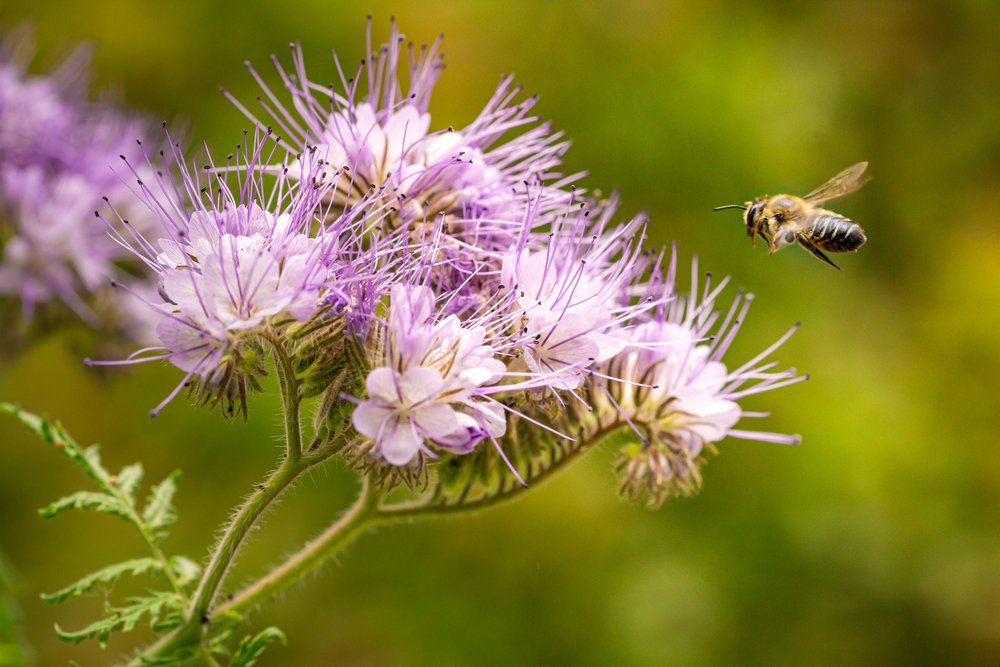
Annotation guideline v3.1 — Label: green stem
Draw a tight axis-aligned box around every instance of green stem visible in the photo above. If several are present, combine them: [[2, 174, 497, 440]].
[[268, 336, 302, 464], [136, 457, 307, 661], [131, 340, 317, 663], [210, 423, 628, 626], [211, 475, 378, 624], [375, 424, 604, 523]]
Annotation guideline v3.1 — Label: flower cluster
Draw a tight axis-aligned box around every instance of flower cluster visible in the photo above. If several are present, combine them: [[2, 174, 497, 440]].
[[0, 30, 155, 330], [96, 20, 805, 501]]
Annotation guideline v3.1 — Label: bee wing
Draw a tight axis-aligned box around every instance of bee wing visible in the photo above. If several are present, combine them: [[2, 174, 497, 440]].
[[803, 162, 870, 204]]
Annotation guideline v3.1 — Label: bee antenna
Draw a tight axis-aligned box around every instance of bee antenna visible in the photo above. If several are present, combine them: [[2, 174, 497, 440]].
[[712, 204, 747, 212]]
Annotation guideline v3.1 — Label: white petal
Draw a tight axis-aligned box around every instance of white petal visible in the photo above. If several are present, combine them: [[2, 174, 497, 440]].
[[591, 330, 627, 362], [458, 366, 495, 388], [352, 402, 391, 438], [677, 398, 741, 442], [413, 403, 461, 441], [399, 366, 445, 405], [380, 417, 422, 466], [365, 367, 400, 404]]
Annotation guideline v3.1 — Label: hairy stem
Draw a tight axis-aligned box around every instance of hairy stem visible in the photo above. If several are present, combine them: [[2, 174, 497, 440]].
[[134, 455, 307, 661], [131, 341, 326, 663], [212, 475, 378, 624], [268, 336, 303, 464], [210, 423, 630, 627]]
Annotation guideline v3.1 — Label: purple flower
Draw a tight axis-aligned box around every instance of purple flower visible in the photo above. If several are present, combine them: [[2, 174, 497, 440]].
[[352, 284, 506, 465], [80, 19, 810, 503], [0, 31, 156, 328], [499, 205, 650, 389], [90, 129, 365, 415], [592, 254, 806, 504], [226, 19, 573, 243]]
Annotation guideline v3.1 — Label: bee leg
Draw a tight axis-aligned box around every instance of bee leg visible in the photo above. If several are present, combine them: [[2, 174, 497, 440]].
[[769, 230, 796, 254], [796, 234, 841, 270]]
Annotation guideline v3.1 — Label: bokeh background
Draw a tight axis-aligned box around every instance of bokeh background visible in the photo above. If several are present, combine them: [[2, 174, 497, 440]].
[[1, 1, 999, 665]]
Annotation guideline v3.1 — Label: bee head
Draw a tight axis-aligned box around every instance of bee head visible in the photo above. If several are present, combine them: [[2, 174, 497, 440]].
[[745, 199, 765, 237]]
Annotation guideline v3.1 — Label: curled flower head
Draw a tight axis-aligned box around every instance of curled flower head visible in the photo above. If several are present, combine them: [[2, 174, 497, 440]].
[[590, 254, 806, 506], [86, 20, 809, 507]]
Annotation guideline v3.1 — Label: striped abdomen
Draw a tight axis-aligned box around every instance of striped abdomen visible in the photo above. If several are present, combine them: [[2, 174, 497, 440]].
[[807, 212, 867, 252]]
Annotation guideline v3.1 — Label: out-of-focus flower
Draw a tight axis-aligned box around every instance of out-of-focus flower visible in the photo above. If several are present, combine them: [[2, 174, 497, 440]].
[[0, 30, 156, 330]]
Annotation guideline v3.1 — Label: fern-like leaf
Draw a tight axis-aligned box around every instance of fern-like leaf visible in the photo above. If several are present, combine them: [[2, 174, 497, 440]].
[[41, 558, 164, 604], [3, 404, 197, 652], [168, 556, 200, 588], [114, 463, 145, 506], [38, 490, 131, 521], [227, 627, 286, 667], [143, 471, 182, 540], [54, 592, 183, 648]]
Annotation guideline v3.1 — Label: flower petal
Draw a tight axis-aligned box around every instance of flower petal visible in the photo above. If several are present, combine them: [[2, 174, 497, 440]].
[[380, 416, 423, 466]]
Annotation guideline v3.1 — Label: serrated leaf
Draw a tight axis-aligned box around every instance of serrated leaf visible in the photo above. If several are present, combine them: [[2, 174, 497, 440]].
[[0, 404, 112, 488], [127, 647, 197, 666], [142, 471, 181, 539], [38, 490, 131, 521], [41, 558, 163, 604], [168, 556, 200, 588], [115, 463, 144, 505], [54, 592, 182, 648], [228, 627, 286, 667], [207, 624, 238, 658]]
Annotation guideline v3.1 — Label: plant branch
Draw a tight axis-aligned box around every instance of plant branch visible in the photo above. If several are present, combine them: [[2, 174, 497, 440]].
[[131, 342, 326, 663], [267, 335, 303, 464], [212, 475, 378, 624], [209, 423, 629, 628]]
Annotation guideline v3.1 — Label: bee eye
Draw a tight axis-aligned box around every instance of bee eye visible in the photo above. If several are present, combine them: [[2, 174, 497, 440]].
[[747, 201, 763, 228], [774, 212, 785, 222]]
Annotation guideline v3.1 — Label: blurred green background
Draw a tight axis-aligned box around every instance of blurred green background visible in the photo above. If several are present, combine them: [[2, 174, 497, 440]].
[[2, 1, 999, 665]]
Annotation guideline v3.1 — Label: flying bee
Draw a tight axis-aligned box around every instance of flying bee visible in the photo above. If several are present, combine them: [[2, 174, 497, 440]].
[[713, 162, 870, 269]]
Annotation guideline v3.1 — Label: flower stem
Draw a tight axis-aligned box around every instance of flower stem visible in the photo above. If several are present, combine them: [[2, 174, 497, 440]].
[[211, 475, 379, 623], [131, 339, 322, 663], [135, 456, 308, 662], [268, 335, 302, 464], [209, 423, 628, 627]]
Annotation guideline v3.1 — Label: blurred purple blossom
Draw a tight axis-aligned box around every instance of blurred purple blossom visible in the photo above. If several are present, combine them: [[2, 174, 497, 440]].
[[0, 29, 156, 328]]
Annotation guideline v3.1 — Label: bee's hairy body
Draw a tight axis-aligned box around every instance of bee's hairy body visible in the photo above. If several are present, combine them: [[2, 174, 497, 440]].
[[807, 210, 867, 252], [717, 162, 871, 270], [749, 194, 867, 252]]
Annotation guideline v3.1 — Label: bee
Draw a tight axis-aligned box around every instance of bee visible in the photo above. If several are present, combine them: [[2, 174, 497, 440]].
[[713, 162, 870, 269]]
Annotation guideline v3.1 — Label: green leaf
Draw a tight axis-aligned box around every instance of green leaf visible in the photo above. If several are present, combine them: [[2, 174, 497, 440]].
[[38, 490, 131, 521], [54, 592, 183, 648], [0, 404, 113, 488], [41, 557, 164, 604], [228, 627, 286, 667], [115, 463, 145, 505], [168, 556, 200, 588], [142, 471, 182, 539], [207, 624, 238, 659]]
